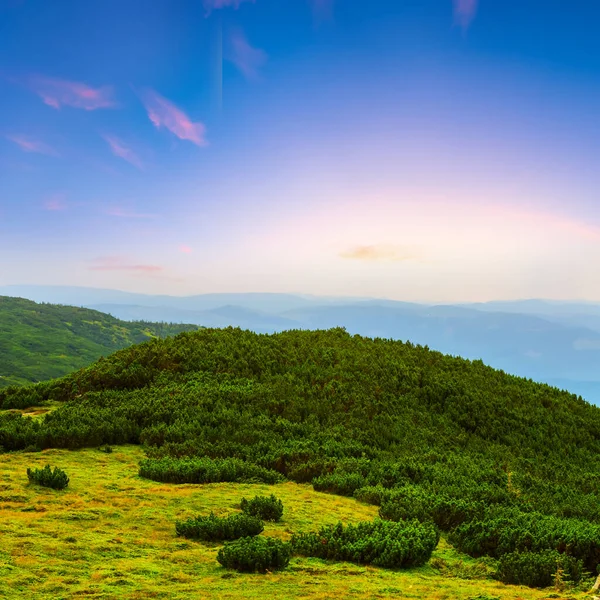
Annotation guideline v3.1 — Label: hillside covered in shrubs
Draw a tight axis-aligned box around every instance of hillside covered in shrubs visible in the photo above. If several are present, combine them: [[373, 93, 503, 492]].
[[2, 326, 600, 588], [0, 295, 199, 388]]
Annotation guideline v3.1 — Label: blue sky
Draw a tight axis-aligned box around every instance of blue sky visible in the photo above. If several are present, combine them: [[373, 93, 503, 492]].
[[1, 0, 600, 301]]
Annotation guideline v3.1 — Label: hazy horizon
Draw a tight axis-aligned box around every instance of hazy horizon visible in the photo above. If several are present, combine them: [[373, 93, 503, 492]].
[[2, 0, 600, 302]]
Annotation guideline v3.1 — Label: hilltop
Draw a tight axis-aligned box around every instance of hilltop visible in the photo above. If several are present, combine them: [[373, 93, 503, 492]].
[[0, 296, 199, 387], [2, 327, 600, 597]]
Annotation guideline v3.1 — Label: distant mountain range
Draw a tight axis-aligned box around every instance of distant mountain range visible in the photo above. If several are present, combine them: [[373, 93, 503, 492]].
[[1, 285, 599, 404]]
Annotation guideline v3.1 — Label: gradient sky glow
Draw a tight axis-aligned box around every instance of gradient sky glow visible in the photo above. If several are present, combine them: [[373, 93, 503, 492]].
[[1, 0, 600, 301]]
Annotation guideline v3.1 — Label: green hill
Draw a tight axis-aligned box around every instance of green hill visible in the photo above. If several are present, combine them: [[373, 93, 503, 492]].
[[1, 327, 599, 596], [0, 295, 199, 388]]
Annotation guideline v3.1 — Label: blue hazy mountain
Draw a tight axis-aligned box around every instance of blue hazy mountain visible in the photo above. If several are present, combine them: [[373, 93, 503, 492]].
[[2, 286, 599, 404]]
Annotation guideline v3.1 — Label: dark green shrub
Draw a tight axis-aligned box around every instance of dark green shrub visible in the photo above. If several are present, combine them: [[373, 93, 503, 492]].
[[379, 487, 483, 531], [449, 509, 600, 571], [312, 472, 367, 496], [139, 457, 283, 485], [99, 445, 113, 454], [291, 519, 439, 568], [175, 512, 264, 541], [217, 536, 292, 573], [354, 485, 389, 506], [240, 494, 283, 522], [27, 465, 69, 490], [496, 550, 584, 588]]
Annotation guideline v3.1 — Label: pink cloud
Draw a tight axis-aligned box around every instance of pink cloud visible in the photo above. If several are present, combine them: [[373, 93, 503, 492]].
[[203, 0, 254, 15], [228, 29, 267, 80], [140, 89, 207, 146], [25, 75, 116, 110], [6, 134, 59, 157], [102, 134, 143, 170], [179, 245, 192, 254], [453, 0, 478, 30], [104, 206, 156, 219], [44, 194, 68, 211], [88, 256, 163, 274]]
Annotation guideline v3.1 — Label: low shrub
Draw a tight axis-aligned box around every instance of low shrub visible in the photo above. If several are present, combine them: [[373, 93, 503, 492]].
[[139, 457, 283, 485], [291, 519, 439, 568], [449, 509, 600, 571], [27, 465, 69, 490], [240, 494, 284, 522], [99, 445, 113, 454], [354, 485, 389, 506], [217, 536, 292, 573], [495, 549, 585, 588], [175, 512, 264, 541], [312, 472, 367, 496], [379, 487, 483, 531]]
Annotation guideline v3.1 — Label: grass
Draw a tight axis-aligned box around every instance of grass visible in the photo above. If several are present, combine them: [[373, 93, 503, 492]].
[[0, 445, 591, 599]]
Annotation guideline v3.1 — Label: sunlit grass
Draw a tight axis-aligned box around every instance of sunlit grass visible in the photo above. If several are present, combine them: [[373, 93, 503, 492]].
[[0, 446, 588, 599]]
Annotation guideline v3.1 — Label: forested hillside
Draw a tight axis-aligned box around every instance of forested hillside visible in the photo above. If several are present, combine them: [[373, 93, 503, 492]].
[[0, 296, 199, 387], [3, 327, 600, 590]]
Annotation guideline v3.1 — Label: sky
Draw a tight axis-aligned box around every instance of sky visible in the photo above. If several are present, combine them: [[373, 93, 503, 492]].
[[1, 0, 600, 302]]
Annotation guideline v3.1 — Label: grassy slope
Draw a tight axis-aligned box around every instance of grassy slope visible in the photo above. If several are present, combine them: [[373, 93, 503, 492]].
[[0, 296, 198, 387], [0, 445, 579, 600]]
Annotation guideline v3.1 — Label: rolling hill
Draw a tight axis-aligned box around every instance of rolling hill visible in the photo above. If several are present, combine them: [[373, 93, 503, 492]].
[[0, 296, 199, 388]]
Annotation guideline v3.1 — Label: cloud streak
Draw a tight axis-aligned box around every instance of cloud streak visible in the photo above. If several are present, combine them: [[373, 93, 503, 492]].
[[25, 75, 116, 110], [203, 0, 254, 15], [104, 207, 157, 219], [228, 29, 267, 80], [44, 194, 68, 211], [6, 134, 59, 156], [140, 89, 207, 146], [453, 0, 478, 30], [339, 244, 420, 262], [102, 134, 143, 169], [88, 256, 163, 274]]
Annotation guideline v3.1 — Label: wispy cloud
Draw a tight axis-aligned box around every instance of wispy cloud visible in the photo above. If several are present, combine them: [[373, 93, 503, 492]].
[[453, 0, 478, 30], [309, 0, 334, 22], [6, 134, 59, 157], [203, 0, 254, 15], [104, 206, 157, 219], [102, 134, 143, 170], [140, 89, 207, 146], [340, 244, 420, 262], [179, 245, 192, 254], [227, 29, 267, 80], [43, 194, 67, 211], [88, 256, 163, 274], [24, 75, 116, 110]]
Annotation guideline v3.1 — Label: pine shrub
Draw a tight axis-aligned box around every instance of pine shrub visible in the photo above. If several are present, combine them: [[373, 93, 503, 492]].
[[291, 519, 439, 568], [27, 465, 69, 490], [312, 472, 367, 496], [496, 549, 584, 588], [139, 457, 283, 485], [217, 536, 292, 573], [175, 512, 264, 541], [240, 494, 284, 522]]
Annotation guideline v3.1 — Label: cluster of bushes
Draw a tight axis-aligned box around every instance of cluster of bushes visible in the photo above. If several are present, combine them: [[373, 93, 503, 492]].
[[217, 536, 292, 573], [291, 519, 439, 568], [240, 494, 284, 522], [450, 508, 600, 571], [377, 486, 484, 531], [495, 549, 585, 588], [27, 465, 69, 490], [175, 513, 264, 541], [138, 457, 283, 485]]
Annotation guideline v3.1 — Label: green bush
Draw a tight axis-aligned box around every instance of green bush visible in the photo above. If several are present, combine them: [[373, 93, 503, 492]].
[[449, 509, 600, 571], [27, 465, 69, 490], [291, 519, 439, 568], [496, 549, 584, 588], [139, 457, 283, 485], [312, 472, 367, 496], [240, 494, 284, 522], [379, 487, 483, 531], [217, 536, 292, 573], [175, 512, 264, 541], [99, 445, 113, 454], [354, 485, 389, 506]]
